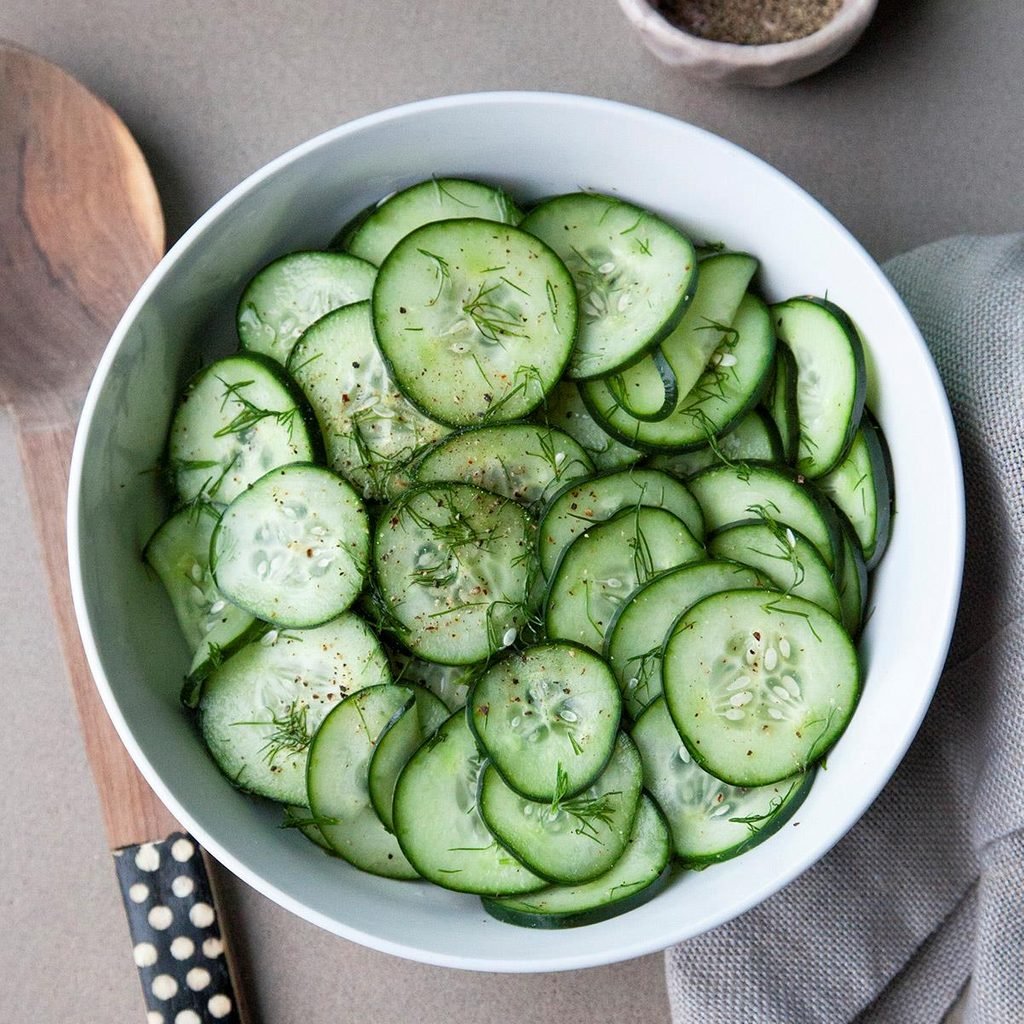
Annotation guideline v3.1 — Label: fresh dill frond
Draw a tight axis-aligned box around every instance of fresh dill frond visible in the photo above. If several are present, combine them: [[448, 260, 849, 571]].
[[214, 377, 299, 440], [233, 699, 314, 768]]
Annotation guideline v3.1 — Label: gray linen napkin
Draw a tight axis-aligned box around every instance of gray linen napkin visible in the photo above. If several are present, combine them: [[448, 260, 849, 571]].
[[666, 234, 1024, 1024]]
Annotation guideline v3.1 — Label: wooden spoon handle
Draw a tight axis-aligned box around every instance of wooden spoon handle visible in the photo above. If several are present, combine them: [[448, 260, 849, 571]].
[[18, 424, 178, 843], [18, 423, 249, 1023], [115, 833, 244, 1023]]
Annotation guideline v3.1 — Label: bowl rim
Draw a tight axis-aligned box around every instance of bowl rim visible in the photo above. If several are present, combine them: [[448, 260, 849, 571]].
[[67, 90, 965, 972]]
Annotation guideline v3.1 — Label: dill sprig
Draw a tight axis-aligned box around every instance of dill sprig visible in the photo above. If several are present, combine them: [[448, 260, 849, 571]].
[[745, 504, 806, 595], [479, 364, 546, 423], [214, 377, 299, 440], [628, 506, 656, 584], [463, 279, 527, 344], [548, 765, 620, 842], [728, 789, 790, 835], [233, 699, 314, 768], [417, 248, 451, 305], [177, 450, 240, 502], [433, 178, 477, 208], [624, 643, 661, 702], [760, 597, 823, 643]]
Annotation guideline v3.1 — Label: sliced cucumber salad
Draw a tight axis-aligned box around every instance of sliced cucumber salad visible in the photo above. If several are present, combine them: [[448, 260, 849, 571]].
[[146, 175, 896, 928]]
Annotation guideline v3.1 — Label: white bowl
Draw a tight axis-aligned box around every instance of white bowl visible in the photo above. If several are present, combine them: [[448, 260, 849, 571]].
[[617, 0, 878, 86], [69, 92, 963, 972]]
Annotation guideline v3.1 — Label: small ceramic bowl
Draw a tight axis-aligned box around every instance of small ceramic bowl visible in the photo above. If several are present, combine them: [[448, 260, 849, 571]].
[[69, 92, 962, 971], [617, 0, 879, 86]]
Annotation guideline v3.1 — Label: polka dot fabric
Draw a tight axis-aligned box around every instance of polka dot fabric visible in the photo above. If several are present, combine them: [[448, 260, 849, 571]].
[[114, 832, 240, 1023]]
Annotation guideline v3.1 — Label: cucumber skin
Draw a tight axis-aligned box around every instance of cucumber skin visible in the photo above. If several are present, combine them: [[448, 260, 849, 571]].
[[579, 292, 776, 454], [479, 798, 674, 929], [771, 295, 867, 479], [480, 866, 673, 929], [602, 346, 680, 422], [675, 768, 815, 870], [764, 341, 800, 467], [858, 410, 895, 570]]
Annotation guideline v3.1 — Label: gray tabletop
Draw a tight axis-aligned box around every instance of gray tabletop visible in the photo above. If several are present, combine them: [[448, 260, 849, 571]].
[[1, 1, 1019, 1021]]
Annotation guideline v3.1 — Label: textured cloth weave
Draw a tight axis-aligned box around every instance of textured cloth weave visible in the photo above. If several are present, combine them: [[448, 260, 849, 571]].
[[666, 234, 1024, 1023]]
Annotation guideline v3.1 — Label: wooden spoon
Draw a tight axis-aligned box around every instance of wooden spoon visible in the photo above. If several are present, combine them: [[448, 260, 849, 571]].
[[0, 41, 248, 1024]]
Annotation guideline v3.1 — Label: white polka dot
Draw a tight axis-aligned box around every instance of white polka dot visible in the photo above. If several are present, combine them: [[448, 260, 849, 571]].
[[135, 843, 161, 871], [171, 837, 196, 862], [129, 882, 149, 903], [151, 974, 178, 1000], [208, 994, 232, 1019], [148, 905, 173, 930], [189, 902, 215, 928], [175, 1012, 201, 1024], [147, 1012, 165, 1024], [133, 942, 158, 967], [171, 875, 195, 898], [202, 937, 224, 958], [169, 936, 195, 961], [186, 966, 211, 991]]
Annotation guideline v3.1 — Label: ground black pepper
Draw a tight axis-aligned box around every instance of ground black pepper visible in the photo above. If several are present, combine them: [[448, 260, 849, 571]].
[[655, 0, 843, 45]]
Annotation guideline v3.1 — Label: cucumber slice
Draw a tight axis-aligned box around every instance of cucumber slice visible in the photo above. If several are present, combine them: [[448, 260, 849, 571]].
[[663, 590, 860, 786], [605, 560, 766, 719], [468, 641, 622, 802], [538, 468, 705, 580], [367, 685, 450, 830], [168, 353, 319, 506], [688, 462, 843, 573], [143, 504, 255, 654], [392, 711, 545, 895], [372, 218, 577, 426], [282, 805, 336, 855], [598, 251, 757, 420], [707, 521, 842, 620], [582, 292, 775, 451], [646, 408, 783, 479], [372, 483, 536, 664], [287, 301, 449, 500], [237, 251, 376, 365], [537, 380, 643, 472], [834, 514, 868, 637], [604, 348, 679, 422], [198, 613, 390, 804], [653, 251, 760, 409], [765, 340, 800, 465], [545, 506, 704, 653], [345, 177, 522, 266], [387, 648, 479, 711], [771, 296, 867, 478], [306, 684, 419, 878], [631, 697, 812, 867], [480, 795, 672, 928], [414, 424, 594, 507], [817, 409, 894, 568], [143, 503, 262, 708], [210, 464, 369, 628], [182, 617, 269, 709], [520, 193, 697, 380], [478, 732, 643, 884]]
